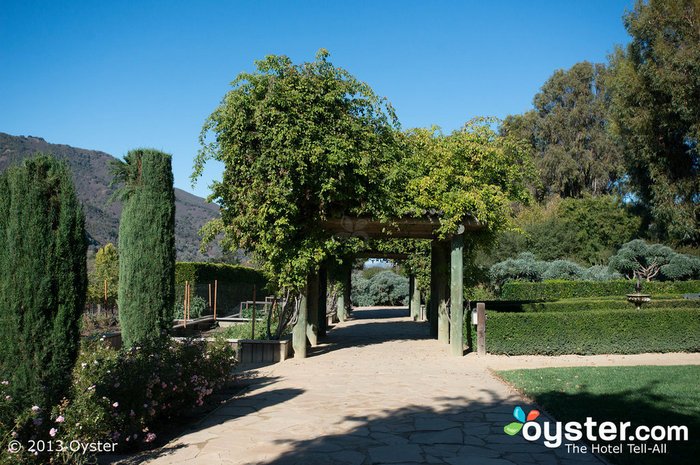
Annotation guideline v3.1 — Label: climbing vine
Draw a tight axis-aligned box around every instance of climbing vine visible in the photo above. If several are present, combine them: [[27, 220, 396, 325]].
[[194, 50, 535, 291]]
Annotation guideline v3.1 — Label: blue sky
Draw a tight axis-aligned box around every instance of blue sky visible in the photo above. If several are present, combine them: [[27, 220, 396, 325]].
[[1, 0, 632, 199]]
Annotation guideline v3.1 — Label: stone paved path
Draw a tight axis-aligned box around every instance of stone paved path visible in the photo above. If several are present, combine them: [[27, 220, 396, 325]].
[[144, 308, 608, 465]]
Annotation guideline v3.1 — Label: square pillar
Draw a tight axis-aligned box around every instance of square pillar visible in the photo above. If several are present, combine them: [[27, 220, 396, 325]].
[[450, 232, 464, 356], [431, 240, 449, 343], [409, 275, 420, 321], [336, 261, 350, 322], [318, 264, 327, 337], [292, 289, 308, 358], [306, 272, 319, 346], [429, 242, 439, 338]]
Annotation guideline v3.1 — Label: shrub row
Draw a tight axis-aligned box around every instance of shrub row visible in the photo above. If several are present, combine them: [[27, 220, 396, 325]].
[[175, 262, 269, 315], [1, 338, 236, 464], [464, 308, 700, 355], [501, 279, 700, 300], [472, 298, 700, 313], [520, 298, 700, 313]]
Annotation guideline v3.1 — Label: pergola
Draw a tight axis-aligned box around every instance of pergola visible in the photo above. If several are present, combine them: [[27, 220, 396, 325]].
[[292, 215, 483, 358]]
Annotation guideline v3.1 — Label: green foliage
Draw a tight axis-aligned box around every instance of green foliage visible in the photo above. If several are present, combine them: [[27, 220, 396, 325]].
[[0, 339, 236, 464], [489, 252, 548, 287], [194, 50, 536, 292], [608, 239, 678, 280], [661, 253, 700, 281], [501, 61, 623, 198], [87, 243, 119, 306], [582, 264, 623, 282], [351, 270, 409, 306], [174, 295, 207, 319], [501, 279, 700, 300], [402, 120, 535, 239], [174, 262, 268, 314], [519, 297, 700, 313], [0, 153, 87, 411], [194, 49, 405, 291], [485, 195, 642, 267], [465, 308, 700, 355], [608, 0, 700, 245], [541, 259, 586, 281], [112, 149, 176, 348]]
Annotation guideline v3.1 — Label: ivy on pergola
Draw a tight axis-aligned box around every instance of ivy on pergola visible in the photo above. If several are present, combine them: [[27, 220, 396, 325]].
[[193, 49, 535, 292]]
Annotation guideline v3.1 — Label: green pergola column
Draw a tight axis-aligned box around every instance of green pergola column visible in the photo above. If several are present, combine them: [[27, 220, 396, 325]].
[[450, 231, 464, 356], [437, 242, 450, 344], [292, 288, 308, 358], [306, 271, 319, 346], [409, 274, 421, 321], [337, 261, 350, 322], [429, 242, 439, 338], [345, 262, 352, 318], [318, 264, 327, 337]]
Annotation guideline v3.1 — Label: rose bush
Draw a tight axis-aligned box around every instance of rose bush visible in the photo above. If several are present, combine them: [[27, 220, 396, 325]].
[[1, 338, 236, 464]]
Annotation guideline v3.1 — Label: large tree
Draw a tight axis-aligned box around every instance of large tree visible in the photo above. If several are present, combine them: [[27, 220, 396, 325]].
[[112, 149, 176, 348], [195, 51, 535, 291], [608, 0, 700, 245], [502, 61, 623, 199], [194, 50, 405, 290], [0, 154, 87, 409]]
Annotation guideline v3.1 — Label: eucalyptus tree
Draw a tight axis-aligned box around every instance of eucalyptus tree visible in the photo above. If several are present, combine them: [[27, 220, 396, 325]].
[[608, 0, 700, 245]]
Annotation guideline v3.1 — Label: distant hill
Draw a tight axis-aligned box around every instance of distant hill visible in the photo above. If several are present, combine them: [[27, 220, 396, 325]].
[[0, 132, 222, 261]]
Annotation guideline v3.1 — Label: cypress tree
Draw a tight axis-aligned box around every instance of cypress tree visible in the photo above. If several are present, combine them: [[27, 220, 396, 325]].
[[112, 149, 175, 348], [0, 154, 87, 409]]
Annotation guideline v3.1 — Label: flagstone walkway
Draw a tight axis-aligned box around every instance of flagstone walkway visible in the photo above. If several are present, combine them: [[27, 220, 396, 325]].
[[142, 308, 610, 465]]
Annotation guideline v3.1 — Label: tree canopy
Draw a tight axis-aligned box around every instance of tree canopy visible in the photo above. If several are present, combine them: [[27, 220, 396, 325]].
[[501, 61, 623, 199], [608, 0, 699, 245], [194, 50, 535, 291]]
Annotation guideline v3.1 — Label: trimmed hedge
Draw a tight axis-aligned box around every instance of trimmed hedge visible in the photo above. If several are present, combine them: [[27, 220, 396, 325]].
[[464, 308, 700, 355], [521, 298, 700, 313], [501, 279, 700, 300], [175, 262, 268, 315]]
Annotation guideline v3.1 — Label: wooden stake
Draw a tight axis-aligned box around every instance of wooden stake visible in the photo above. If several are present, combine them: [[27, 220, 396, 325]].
[[208, 283, 212, 309], [477, 302, 486, 356], [214, 280, 217, 321], [184, 281, 188, 328], [104, 279, 107, 303], [251, 284, 257, 340]]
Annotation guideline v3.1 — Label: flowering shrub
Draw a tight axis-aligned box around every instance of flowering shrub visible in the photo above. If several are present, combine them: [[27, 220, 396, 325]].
[[1, 338, 236, 464]]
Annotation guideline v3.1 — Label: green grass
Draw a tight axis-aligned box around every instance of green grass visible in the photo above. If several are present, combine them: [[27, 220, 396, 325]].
[[498, 365, 700, 465]]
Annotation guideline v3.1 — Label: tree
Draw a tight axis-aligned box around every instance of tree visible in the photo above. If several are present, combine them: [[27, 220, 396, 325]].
[[112, 149, 176, 348], [485, 195, 641, 266], [501, 61, 623, 198], [608, 239, 676, 281], [87, 243, 119, 307], [0, 154, 87, 409], [608, 0, 700, 245], [195, 51, 535, 292], [194, 50, 405, 291]]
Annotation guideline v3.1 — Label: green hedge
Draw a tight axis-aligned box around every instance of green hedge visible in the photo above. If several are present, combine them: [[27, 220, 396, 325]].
[[501, 280, 700, 300], [464, 308, 700, 355], [521, 298, 700, 313], [175, 262, 268, 315]]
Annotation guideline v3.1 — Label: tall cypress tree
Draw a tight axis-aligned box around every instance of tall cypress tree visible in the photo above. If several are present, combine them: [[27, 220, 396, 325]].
[[112, 149, 175, 348], [0, 154, 87, 409]]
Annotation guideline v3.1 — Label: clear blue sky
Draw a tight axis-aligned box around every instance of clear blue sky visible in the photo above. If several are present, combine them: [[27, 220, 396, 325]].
[[1, 0, 632, 199]]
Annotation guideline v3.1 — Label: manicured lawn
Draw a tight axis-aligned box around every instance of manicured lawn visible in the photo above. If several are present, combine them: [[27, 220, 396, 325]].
[[498, 365, 700, 465]]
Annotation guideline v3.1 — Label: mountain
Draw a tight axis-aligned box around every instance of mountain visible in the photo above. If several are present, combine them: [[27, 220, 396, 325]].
[[0, 132, 222, 261]]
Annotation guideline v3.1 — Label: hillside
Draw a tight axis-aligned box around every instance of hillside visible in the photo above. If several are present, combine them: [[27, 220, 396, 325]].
[[0, 132, 222, 261]]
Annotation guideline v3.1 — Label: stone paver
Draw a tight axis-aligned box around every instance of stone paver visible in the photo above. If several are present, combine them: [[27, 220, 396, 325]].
[[142, 308, 608, 465]]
